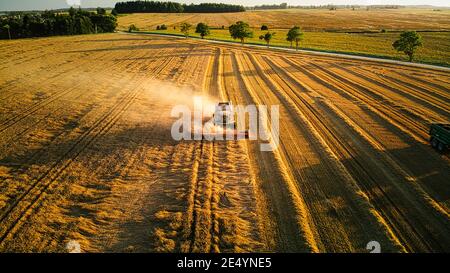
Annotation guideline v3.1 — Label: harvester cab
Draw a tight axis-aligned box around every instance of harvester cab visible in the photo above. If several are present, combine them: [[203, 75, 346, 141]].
[[213, 102, 235, 128], [202, 102, 249, 140]]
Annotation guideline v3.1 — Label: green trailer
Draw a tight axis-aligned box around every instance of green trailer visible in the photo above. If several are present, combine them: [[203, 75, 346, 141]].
[[429, 123, 450, 152]]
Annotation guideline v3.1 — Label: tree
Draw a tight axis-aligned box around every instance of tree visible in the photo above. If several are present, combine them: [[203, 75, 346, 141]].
[[180, 22, 192, 38], [3, 24, 11, 40], [90, 14, 117, 33], [261, 24, 268, 31], [69, 7, 76, 17], [195, 22, 210, 39], [259, 32, 275, 48], [229, 21, 253, 44], [286, 26, 303, 50], [128, 24, 139, 32], [75, 16, 94, 34], [160, 24, 167, 30], [392, 31, 422, 62], [97, 7, 106, 15], [111, 8, 118, 16]]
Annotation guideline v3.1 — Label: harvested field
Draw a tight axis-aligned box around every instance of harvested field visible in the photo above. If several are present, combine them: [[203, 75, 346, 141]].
[[0, 33, 449, 253], [117, 8, 450, 31]]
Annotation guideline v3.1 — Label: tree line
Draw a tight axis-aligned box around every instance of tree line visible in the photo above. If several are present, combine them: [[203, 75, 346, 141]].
[[247, 3, 288, 10], [114, 1, 245, 13], [0, 7, 117, 40], [184, 3, 245, 13]]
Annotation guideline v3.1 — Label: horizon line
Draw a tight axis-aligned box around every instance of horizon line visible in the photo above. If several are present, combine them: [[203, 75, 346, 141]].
[[1, 4, 450, 12]]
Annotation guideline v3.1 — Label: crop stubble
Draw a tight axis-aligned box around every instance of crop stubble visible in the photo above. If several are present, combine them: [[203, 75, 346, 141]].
[[0, 33, 449, 252]]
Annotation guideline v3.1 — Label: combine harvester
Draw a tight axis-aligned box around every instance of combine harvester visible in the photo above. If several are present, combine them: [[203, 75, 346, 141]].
[[201, 102, 249, 140]]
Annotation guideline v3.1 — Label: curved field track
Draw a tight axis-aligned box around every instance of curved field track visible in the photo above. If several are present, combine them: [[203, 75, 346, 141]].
[[0, 33, 449, 252]]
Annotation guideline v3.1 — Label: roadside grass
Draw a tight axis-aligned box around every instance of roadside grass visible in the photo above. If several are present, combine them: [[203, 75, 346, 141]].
[[137, 28, 450, 66]]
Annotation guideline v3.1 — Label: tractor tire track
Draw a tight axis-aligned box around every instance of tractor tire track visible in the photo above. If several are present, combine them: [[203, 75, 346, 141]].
[[261, 54, 449, 252], [284, 57, 431, 144], [0, 56, 177, 247], [243, 51, 402, 252], [0, 48, 166, 192], [0, 50, 128, 132], [330, 63, 449, 119], [230, 50, 320, 252]]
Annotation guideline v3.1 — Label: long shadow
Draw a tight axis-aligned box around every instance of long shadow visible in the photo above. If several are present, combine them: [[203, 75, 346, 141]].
[[112, 51, 214, 61], [359, 102, 450, 200], [75, 38, 161, 43], [0, 114, 185, 251], [62, 43, 195, 53]]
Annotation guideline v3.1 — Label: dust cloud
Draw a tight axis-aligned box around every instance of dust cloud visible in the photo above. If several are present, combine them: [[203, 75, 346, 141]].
[[141, 80, 218, 117]]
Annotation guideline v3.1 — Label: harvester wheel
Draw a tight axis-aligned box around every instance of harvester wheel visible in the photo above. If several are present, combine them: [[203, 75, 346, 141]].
[[431, 138, 438, 149], [437, 142, 445, 153]]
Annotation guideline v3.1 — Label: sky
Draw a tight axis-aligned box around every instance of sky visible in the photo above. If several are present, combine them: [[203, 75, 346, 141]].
[[0, 0, 449, 11]]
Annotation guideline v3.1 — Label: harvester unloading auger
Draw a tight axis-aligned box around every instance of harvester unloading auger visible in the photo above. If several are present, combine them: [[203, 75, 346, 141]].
[[201, 102, 249, 140]]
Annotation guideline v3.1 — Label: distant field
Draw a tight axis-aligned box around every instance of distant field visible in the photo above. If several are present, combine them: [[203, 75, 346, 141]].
[[117, 8, 450, 31], [143, 29, 450, 66], [118, 8, 450, 66]]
